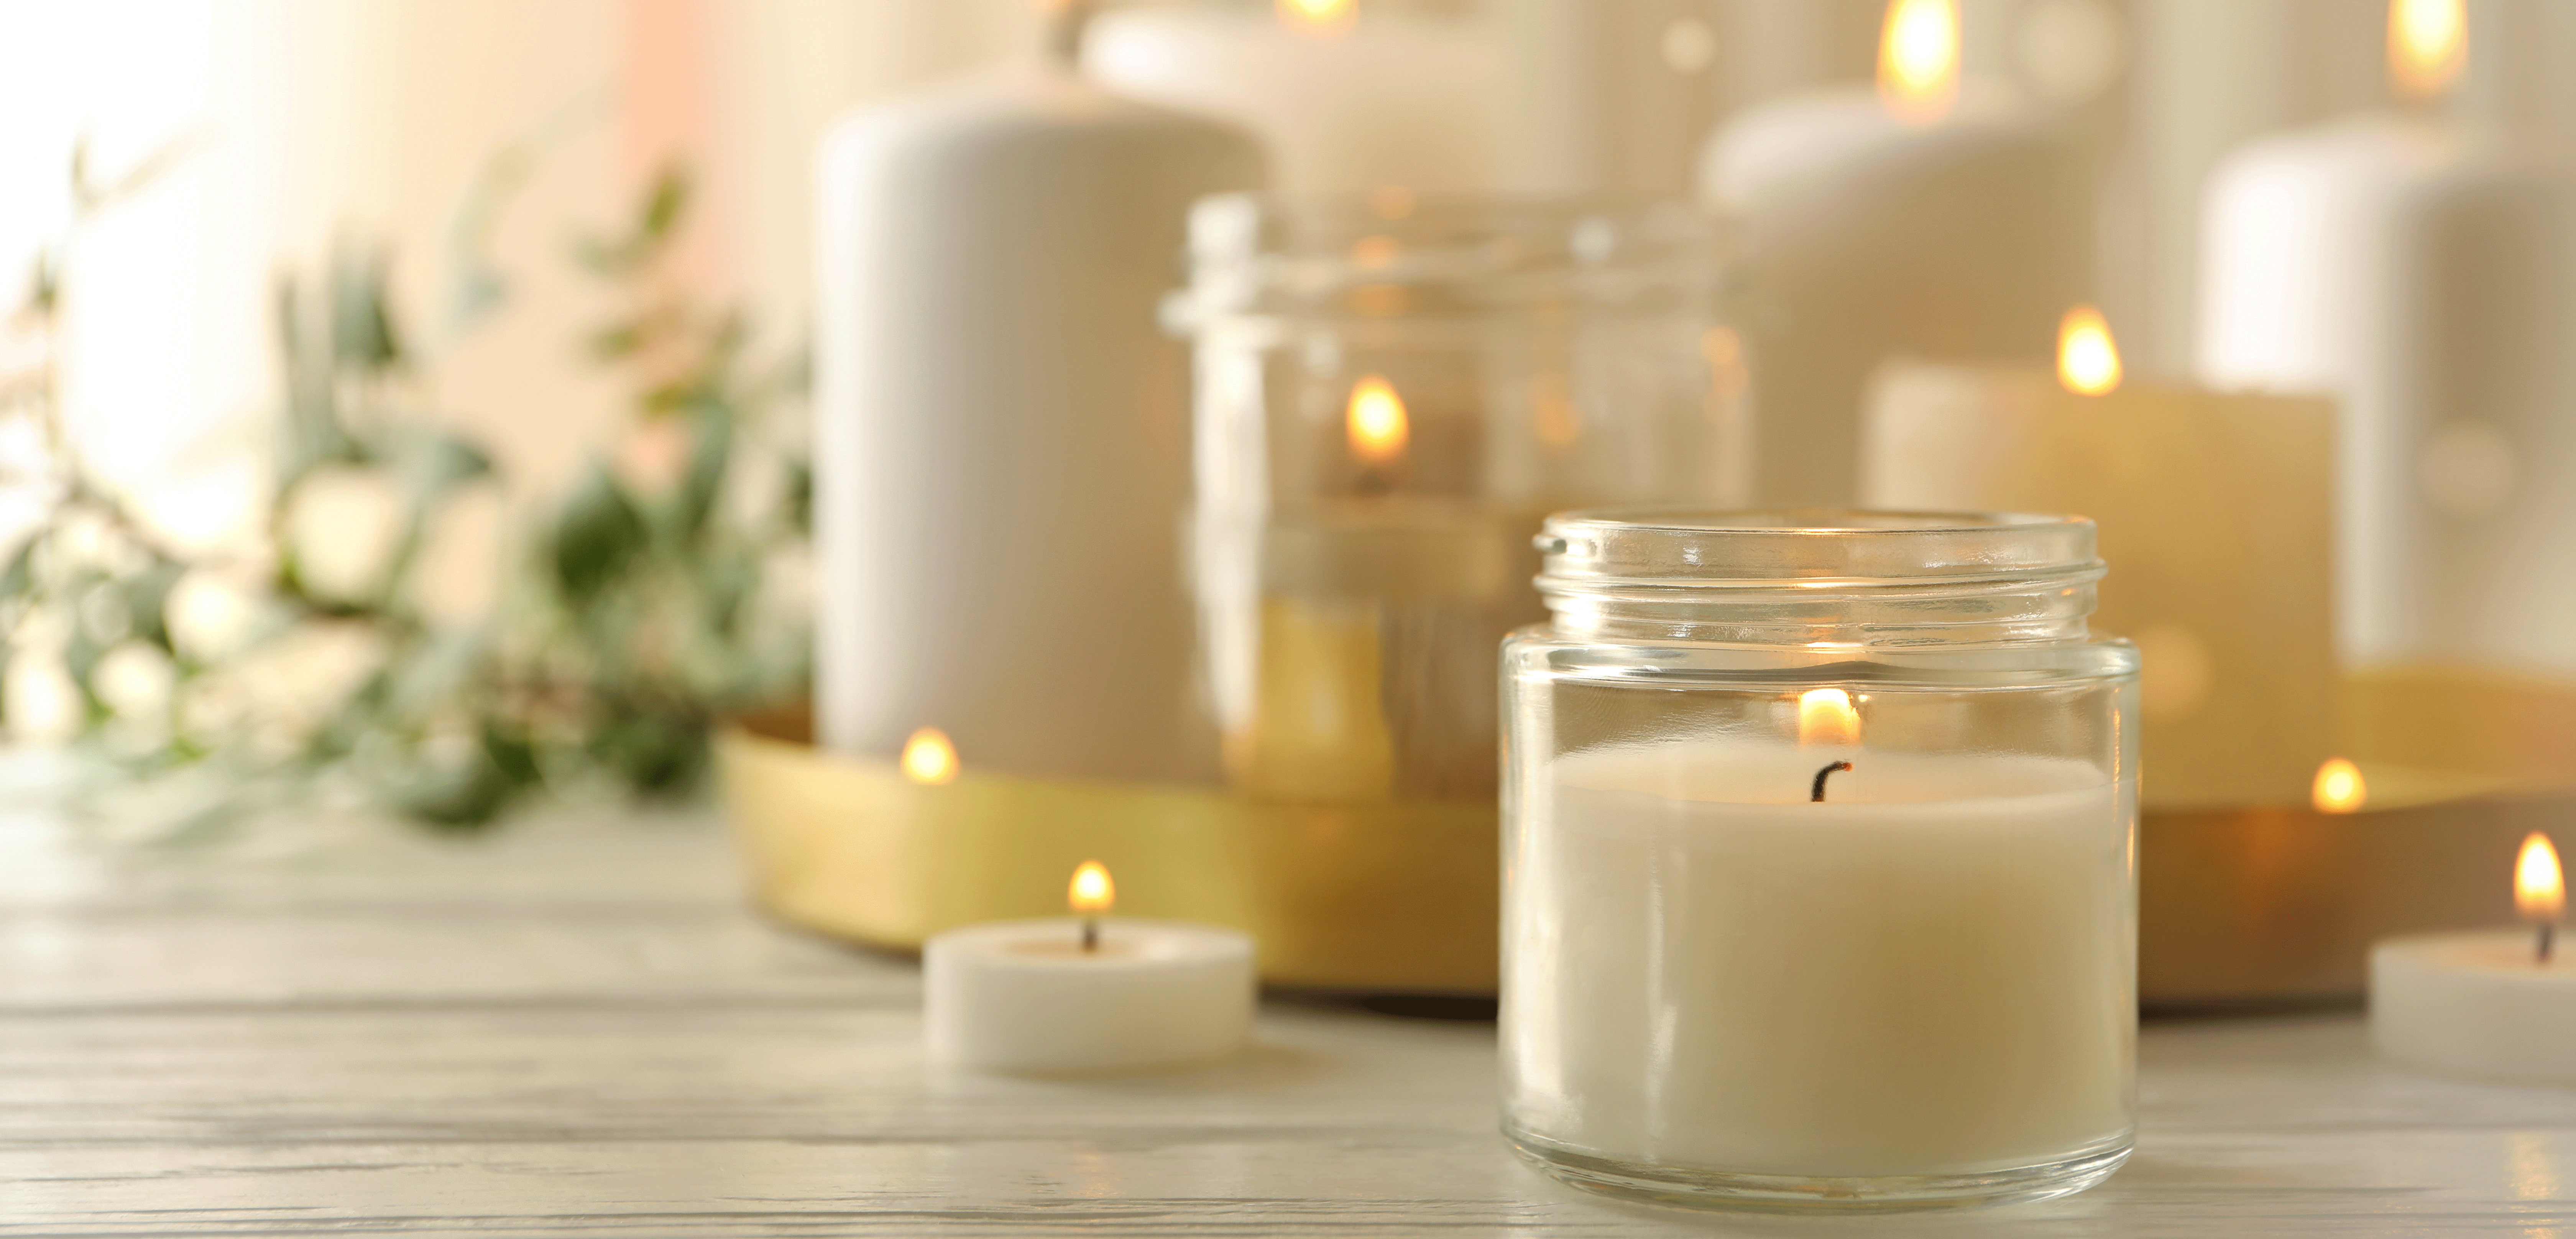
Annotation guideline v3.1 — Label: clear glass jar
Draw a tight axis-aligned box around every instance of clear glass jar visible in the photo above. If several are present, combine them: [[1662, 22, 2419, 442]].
[[1168, 194, 1748, 810], [1500, 510, 2140, 1210]]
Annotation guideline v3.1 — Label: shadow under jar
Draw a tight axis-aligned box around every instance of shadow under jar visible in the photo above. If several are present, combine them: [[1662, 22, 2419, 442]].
[[1500, 510, 2140, 1211]]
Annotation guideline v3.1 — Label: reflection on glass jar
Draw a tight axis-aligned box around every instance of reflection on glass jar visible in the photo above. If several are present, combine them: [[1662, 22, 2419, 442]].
[[1168, 195, 1750, 810]]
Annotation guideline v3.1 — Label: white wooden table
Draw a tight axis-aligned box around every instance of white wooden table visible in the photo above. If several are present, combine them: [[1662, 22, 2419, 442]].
[[4, 800, 2573, 1237]]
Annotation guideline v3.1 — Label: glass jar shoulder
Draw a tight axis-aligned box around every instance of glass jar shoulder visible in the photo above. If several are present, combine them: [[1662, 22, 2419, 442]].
[[1503, 626, 2141, 691]]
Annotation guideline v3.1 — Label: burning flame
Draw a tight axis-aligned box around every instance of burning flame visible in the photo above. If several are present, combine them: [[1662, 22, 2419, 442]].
[[2389, 0, 2466, 103], [2312, 757, 2366, 814], [1347, 375, 1408, 467], [1069, 860, 1116, 916], [2517, 833, 2564, 922], [1878, 0, 1960, 125], [1798, 689, 1860, 748], [1278, 0, 1355, 35], [2058, 306, 2123, 396], [901, 727, 958, 785]]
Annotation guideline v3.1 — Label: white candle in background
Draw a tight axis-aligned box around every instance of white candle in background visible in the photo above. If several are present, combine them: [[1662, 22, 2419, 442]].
[[1083, 0, 1500, 194], [1491, 0, 1735, 197], [1699, 0, 2090, 506], [2372, 833, 2576, 1085], [2196, 0, 2576, 673], [1503, 738, 2134, 1177], [813, 10, 1263, 782], [926, 863, 1257, 1074]]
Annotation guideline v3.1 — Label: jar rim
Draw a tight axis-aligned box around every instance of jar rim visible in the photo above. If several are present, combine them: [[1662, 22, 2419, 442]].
[[1536, 508, 2103, 590]]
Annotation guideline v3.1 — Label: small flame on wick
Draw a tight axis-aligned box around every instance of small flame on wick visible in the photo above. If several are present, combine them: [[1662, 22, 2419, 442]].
[[2058, 306, 2123, 396], [2312, 757, 2366, 814], [901, 727, 958, 785], [1070, 860, 1114, 916], [2517, 833, 2563, 922], [1798, 689, 1860, 748], [2389, 0, 2466, 103], [1347, 375, 1408, 467], [1278, 0, 1355, 35], [1878, 0, 1960, 125]]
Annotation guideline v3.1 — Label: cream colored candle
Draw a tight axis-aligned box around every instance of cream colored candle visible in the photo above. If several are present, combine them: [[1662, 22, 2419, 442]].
[[1699, 0, 2089, 506], [813, 15, 1262, 782], [2372, 832, 2576, 1085], [1860, 316, 2339, 810], [2196, 0, 2576, 672], [1503, 740, 2135, 1178], [1082, 0, 1499, 194]]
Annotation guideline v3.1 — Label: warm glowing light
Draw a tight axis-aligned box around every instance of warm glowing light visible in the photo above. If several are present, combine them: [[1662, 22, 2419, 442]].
[[1878, 0, 1960, 124], [2057, 305, 2123, 396], [1278, 0, 1355, 35], [1798, 689, 1860, 748], [2517, 833, 2564, 922], [2312, 757, 2366, 814], [1069, 860, 1116, 916], [2389, 0, 2466, 102], [1347, 375, 1408, 466], [901, 727, 958, 785]]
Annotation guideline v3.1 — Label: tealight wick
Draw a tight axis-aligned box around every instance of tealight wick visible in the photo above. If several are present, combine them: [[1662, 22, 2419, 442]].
[[1811, 761, 1853, 803], [1068, 859, 1114, 956], [2542, 922, 2555, 966]]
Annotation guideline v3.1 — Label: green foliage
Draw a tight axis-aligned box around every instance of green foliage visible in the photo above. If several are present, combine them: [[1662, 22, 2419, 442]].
[[0, 150, 810, 830]]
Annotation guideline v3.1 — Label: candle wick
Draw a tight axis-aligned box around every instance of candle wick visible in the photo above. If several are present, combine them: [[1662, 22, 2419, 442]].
[[1082, 916, 1099, 953], [1810, 761, 1853, 803], [2542, 922, 2555, 966]]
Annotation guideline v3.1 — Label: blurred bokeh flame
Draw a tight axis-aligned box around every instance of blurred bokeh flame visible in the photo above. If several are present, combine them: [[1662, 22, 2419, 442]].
[[2312, 757, 2365, 814], [2390, 0, 2466, 102], [1278, 0, 1355, 35], [1347, 375, 1409, 466], [1798, 689, 1860, 748], [2058, 305, 2123, 395], [1878, 0, 1960, 125], [2517, 833, 2564, 922], [1070, 860, 1116, 915], [901, 727, 958, 785]]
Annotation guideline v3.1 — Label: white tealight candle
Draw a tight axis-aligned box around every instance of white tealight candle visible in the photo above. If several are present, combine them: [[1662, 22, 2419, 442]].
[[2372, 833, 2576, 1085], [925, 863, 1256, 1074]]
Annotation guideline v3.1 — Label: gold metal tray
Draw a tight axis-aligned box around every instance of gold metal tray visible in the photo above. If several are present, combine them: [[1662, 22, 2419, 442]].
[[721, 667, 2576, 1003]]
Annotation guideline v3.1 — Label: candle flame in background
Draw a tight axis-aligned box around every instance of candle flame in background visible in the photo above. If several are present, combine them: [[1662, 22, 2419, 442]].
[[1347, 375, 1409, 466], [1878, 0, 1960, 125], [901, 727, 959, 785], [1278, 0, 1356, 36], [1070, 860, 1116, 915], [2057, 305, 2123, 396], [2389, 0, 2467, 103], [2516, 833, 2564, 922], [2312, 757, 2366, 814], [1797, 689, 1860, 748]]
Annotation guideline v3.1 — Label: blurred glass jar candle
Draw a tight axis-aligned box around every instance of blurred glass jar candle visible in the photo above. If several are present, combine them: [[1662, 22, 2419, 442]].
[[926, 862, 1256, 1074], [1164, 194, 1750, 807], [1500, 511, 2139, 1210], [2372, 832, 2576, 1085]]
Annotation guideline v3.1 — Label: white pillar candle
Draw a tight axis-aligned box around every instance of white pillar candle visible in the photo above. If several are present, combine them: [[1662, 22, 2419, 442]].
[[1860, 317, 2340, 810], [1504, 741, 2134, 1178], [2195, 2, 2576, 672], [814, 18, 1263, 783], [1081, 0, 1500, 194], [1699, 0, 2090, 506], [926, 863, 1257, 1074], [2372, 831, 2572, 1085]]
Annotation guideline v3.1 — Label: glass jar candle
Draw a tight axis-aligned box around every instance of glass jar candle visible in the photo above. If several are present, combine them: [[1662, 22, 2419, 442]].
[[1168, 194, 1748, 810], [1500, 511, 2139, 1210]]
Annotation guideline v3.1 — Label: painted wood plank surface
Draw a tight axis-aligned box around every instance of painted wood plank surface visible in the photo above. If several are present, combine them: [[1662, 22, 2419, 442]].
[[2, 804, 2571, 1236]]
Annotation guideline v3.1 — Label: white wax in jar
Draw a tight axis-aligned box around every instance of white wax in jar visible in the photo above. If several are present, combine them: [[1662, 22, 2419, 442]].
[[925, 919, 1255, 1075], [1503, 743, 2135, 1179], [2371, 932, 2576, 1086]]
